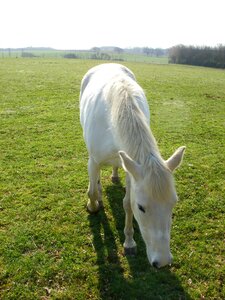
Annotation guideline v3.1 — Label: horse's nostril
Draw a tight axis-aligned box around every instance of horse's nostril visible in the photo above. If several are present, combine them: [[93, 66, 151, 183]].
[[152, 261, 159, 268]]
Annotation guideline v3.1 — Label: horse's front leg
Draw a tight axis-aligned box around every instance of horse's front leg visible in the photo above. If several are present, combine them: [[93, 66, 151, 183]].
[[87, 157, 101, 213], [123, 174, 137, 255]]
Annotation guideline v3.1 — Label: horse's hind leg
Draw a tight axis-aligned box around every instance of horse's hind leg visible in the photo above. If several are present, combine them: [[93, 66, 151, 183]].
[[111, 167, 120, 183], [87, 157, 101, 213]]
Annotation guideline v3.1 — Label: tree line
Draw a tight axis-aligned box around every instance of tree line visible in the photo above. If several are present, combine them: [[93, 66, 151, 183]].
[[0, 46, 168, 59], [91, 46, 168, 57], [169, 45, 225, 68]]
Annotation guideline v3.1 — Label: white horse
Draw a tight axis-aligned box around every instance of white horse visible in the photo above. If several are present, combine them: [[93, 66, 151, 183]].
[[80, 63, 185, 268]]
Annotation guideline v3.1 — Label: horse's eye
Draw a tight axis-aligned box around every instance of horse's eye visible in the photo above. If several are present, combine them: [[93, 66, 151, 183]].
[[138, 204, 145, 213]]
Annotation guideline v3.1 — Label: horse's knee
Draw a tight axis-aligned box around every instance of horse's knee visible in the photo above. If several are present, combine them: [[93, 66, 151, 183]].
[[123, 195, 131, 212]]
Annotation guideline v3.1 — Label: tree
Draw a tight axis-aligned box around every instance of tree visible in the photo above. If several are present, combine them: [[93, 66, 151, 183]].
[[169, 45, 225, 69], [143, 47, 151, 56], [114, 47, 124, 54]]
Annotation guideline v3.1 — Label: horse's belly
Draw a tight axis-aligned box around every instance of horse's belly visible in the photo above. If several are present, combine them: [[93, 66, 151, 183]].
[[86, 128, 120, 166]]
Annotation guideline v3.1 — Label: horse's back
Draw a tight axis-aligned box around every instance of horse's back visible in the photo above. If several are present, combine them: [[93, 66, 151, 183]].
[[79, 63, 148, 166], [80, 64, 135, 165], [80, 63, 135, 98]]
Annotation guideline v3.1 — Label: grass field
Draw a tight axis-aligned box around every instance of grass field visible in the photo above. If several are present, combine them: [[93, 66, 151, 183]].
[[0, 58, 225, 299]]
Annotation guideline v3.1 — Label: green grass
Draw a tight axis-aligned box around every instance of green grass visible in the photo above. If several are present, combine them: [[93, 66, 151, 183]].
[[0, 58, 225, 299]]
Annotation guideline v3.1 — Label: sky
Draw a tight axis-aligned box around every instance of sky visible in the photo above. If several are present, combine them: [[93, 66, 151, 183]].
[[1, 0, 224, 49]]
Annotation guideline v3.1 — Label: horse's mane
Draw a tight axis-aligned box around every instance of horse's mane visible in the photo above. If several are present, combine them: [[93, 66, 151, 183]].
[[144, 155, 173, 201], [107, 75, 157, 161], [107, 75, 173, 200]]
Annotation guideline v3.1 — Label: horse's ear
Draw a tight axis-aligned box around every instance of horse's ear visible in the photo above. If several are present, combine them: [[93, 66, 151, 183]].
[[166, 146, 186, 172], [119, 151, 142, 180]]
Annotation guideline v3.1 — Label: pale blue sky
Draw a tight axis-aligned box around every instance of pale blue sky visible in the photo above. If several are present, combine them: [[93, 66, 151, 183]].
[[1, 0, 224, 49]]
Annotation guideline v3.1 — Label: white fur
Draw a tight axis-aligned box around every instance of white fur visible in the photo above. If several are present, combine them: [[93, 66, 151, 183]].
[[80, 63, 185, 268]]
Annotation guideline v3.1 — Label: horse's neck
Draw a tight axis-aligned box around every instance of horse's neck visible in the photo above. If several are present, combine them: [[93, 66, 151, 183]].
[[114, 95, 160, 163], [125, 117, 160, 164], [109, 80, 161, 164]]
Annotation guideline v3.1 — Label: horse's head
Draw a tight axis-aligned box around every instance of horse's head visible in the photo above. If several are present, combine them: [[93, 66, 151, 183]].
[[119, 147, 185, 268]]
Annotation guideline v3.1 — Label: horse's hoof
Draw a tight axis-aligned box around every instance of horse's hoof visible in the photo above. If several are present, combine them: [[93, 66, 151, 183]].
[[86, 200, 100, 214], [124, 246, 137, 256], [111, 176, 120, 184], [98, 200, 104, 209]]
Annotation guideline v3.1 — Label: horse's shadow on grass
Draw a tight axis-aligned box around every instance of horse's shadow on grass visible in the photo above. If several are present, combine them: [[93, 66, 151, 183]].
[[88, 181, 191, 300]]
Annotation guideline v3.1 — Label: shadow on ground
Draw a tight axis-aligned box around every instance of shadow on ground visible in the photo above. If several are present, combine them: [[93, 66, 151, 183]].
[[88, 181, 191, 300]]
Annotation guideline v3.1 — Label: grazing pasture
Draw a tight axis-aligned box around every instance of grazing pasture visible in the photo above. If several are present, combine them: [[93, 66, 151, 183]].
[[0, 58, 224, 299]]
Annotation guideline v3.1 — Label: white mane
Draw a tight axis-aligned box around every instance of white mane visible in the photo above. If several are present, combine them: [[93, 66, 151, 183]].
[[107, 75, 173, 201]]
